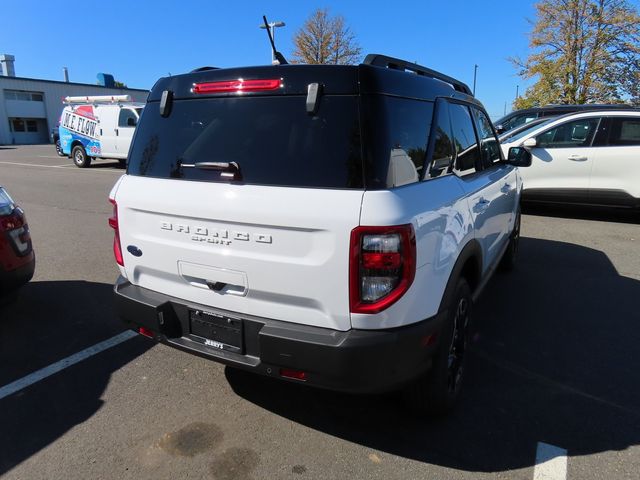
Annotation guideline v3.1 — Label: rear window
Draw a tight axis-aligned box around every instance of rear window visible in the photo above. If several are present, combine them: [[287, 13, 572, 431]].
[[128, 96, 363, 189]]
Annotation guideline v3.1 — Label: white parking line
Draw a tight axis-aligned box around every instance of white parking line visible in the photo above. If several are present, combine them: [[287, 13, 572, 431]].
[[0, 330, 138, 400], [0, 161, 122, 173], [0, 161, 71, 168], [37, 155, 64, 159], [534, 442, 568, 480]]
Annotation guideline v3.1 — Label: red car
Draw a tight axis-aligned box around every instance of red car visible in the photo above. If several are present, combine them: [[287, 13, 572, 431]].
[[0, 186, 35, 295]]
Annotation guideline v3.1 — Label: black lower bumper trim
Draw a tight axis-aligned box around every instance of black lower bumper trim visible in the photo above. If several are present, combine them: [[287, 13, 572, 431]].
[[0, 257, 35, 292], [114, 277, 445, 394]]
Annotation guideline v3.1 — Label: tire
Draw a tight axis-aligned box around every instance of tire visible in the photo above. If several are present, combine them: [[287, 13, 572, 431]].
[[118, 158, 127, 168], [72, 145, 91, 168], [55, 139, 65, 157], [404, 278, 472, 415], [499, 209, 521, 272]]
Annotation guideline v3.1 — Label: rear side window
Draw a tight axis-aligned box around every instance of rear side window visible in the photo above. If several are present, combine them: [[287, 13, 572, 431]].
[[361, 96, 433, 188], [449, 103, 480, 175], [501, 112, 538, 131], [608, 117, 640, 146], [536, 118, 600, 148], [128, 96, 363, 189], [425, 100, 454, 179], [472, 108, 501, 167]]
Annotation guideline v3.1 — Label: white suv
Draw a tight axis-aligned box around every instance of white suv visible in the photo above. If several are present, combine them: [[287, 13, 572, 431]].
[[110, 55, 528, 414], [501, 110, 640, 208]]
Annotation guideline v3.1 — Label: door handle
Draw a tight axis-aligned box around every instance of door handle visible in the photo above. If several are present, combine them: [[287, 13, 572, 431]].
[[474, 198, 490, 213], [568, 155, 587, 161], [115, 128, 119, 136]]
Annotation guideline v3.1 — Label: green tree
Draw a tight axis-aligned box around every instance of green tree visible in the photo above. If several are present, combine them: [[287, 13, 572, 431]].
[[114, 80, 128, 88], [291, 8, 362, 65], [512, 0, 640, 108]]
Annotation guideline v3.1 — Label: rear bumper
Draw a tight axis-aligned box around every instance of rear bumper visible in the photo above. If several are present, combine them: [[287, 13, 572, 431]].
[[0, 254, 35, 292], [114, 276, 446, 394]]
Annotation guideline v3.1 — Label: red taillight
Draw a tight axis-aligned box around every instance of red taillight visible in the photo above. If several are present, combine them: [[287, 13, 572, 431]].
[[349, 225, 416, 314], [192, 78, 282, 94], [108, 198, 123, 266], [138, 327, 154, 338], [279, 369, 307, 381]]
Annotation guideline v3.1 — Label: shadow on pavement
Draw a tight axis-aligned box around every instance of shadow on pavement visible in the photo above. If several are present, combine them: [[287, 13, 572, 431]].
[[89, 161, 125, 169], [0, 280, 150, 475], [523, 203, 639, 224], [226, 237, 640, 472]]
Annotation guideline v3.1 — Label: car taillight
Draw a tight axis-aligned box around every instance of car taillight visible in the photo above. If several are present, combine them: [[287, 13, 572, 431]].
[[1, 207, 32, 257], [192, 79, 282, 94], [349, 225, 416, 314], [108, 198, 123, 266]]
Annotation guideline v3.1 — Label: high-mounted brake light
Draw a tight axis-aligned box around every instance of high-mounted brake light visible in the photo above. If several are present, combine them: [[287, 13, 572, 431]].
[[349, 225, 416, 314], [193, 79, 282, 94], [108, 198, 124, 266]]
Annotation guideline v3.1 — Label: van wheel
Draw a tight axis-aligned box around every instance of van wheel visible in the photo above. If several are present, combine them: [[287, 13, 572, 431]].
[[118, 159, 126, 168], [404, 278, 472, 415], [55, 139, 65, 157], [72, 145, 91, 168], [499, 209, 520, 272]]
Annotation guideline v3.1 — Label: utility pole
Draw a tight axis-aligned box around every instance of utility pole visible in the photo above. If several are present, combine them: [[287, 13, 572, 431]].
[[472, 64, 478, 96], [515, 85, 519, 101], [259, 20, 286, 64]]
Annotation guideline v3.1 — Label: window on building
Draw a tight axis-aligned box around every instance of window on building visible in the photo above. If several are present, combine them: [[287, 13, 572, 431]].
[[4, 90, 44, 102], [26, 120, 38, 132], [11, 119, 25, 132]]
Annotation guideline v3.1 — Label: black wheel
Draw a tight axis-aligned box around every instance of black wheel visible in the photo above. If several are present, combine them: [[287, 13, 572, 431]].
[[499, 209, 521, 272], [404, 278, 472, 415], [118, 158, 126, 168], [55, 139, 65, 157], [72, 145, 91, 168]]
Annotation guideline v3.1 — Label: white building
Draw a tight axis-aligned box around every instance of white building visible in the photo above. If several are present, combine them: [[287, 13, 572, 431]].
[[0, 54, 148, 145]]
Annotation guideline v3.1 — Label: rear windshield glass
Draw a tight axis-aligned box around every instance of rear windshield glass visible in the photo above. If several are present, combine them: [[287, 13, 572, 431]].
[[128, 96, 363, 189]]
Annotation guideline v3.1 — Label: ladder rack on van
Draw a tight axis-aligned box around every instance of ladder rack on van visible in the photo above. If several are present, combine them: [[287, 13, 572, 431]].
[[363, 54, 473, 96], [64, 95, 132, 104]]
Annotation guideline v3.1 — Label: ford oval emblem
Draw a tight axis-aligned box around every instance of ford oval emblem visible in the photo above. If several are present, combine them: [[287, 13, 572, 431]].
[[127, 245, 143, 257]]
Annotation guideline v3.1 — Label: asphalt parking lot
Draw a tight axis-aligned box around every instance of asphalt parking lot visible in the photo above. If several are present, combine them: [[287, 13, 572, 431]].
[[1, 144, 639, 480]]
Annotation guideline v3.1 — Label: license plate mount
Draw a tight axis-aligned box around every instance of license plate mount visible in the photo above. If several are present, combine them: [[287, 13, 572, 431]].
[[189, 309, 243, 354]]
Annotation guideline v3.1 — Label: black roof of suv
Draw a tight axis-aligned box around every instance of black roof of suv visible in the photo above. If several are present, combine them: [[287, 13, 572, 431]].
[[495, 103, 639, 134], [129, 54, 491, 190]]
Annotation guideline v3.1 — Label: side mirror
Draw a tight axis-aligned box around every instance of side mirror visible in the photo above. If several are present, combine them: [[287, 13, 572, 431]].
[[507, 147, 532, 167], [522, 137, 537, 149], [495, 124, 505, 134]]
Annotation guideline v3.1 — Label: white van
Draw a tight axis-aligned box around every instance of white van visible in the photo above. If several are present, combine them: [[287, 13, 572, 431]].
[[58, 95, 145, 168]]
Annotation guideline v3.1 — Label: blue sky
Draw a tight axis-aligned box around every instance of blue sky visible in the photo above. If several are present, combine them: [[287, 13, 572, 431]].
[[2, 1, 637, 119]]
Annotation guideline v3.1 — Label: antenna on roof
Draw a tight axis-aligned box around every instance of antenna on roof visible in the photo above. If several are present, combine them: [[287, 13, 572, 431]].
[[261, 15, 288, 65]]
